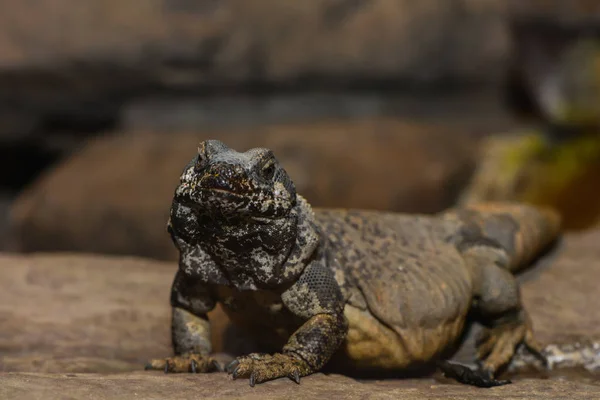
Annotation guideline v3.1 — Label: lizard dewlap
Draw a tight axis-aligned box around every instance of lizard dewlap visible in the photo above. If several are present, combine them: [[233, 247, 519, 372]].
[[146, 140, 561, 387]]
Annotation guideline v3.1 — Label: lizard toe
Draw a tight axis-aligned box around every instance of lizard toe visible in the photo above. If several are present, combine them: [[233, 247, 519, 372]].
[[227, 353, 310, 386], [437, 360, 511, 388], [146, 355, 220, 374]]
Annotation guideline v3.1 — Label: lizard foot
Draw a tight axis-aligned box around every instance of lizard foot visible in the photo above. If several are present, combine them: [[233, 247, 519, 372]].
[[476, 311, 547, 372], [437, 360, 511, 388], [226, 353, 310, 387], [145, 354, 223, 373]]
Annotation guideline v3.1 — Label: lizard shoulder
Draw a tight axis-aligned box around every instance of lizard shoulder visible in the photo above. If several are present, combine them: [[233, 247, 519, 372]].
[[281, 254, 345, 319]]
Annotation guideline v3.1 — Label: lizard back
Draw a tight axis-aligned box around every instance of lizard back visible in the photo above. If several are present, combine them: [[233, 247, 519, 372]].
[[315, 209, 473, 330]]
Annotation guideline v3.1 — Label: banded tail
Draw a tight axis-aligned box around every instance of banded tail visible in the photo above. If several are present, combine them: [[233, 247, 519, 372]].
[[444, 202, 562, 272]]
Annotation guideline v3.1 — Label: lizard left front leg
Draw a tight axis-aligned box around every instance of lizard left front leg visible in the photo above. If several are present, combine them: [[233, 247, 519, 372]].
[[227, 258, 348, 386], [226, 313, 347, 386]]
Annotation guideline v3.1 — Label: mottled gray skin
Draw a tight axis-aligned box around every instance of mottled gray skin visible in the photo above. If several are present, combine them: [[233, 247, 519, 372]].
[[147, 140, 561, 387]]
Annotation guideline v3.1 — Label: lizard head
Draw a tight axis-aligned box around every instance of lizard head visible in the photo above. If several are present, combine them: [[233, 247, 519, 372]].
[[169, 140, 319, 289], [174, 139, 297, 219]]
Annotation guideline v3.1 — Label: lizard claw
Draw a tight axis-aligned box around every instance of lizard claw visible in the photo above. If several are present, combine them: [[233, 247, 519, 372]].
[[437, 360, 511, 388], [232, 365, 241, 380], [224, 353, 310, 386], [146, 355, 221, 374], [211, 359, 224, 372], [226, 359, 240, 375], [289, 370, 301, 384], [523, 335, 549, 368]]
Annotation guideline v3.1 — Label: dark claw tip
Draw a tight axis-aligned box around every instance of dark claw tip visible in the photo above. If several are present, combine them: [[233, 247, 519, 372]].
[[144, 363, 153, 371], [211, 359, 223, 372], [164, 363, 170, 374], [232, 366, 240, 380], [542, 358, 550, 368], [190, 359, 197, 373], [249, 373, 256, 387], [226, 360, 239, 374], [436, 360, 511, 388], [531, 350, 549, 367], [291, 370, 301, 384]]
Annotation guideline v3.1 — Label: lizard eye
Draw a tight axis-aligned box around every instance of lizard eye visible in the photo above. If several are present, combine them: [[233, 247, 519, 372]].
[[262, 162, 276, 181]]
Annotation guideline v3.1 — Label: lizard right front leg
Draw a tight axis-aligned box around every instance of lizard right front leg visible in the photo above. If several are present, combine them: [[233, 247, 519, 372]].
[[146, 271, 221, 373], [146, 307, 221, 373]]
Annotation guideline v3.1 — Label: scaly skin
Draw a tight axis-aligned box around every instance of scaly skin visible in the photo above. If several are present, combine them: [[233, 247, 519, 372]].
[[146, 140, 561, 387]]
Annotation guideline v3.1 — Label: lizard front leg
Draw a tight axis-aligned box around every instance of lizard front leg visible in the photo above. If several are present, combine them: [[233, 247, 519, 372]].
[[227, 259, 348, 386], [146, 271, 221, 373]]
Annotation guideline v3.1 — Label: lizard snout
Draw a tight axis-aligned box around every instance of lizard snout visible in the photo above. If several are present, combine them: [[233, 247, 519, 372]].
[[198, 163, 250, 195]]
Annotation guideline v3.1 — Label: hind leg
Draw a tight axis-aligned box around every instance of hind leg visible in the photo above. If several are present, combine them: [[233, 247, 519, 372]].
[[474, 264, 545, 374], [439, 264, 543, 388]]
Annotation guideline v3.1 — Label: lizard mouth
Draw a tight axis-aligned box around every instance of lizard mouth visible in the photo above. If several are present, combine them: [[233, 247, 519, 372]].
[[176, 176, 292, 221], [175, 187, 247, 207], [201, 187, 245, 197]]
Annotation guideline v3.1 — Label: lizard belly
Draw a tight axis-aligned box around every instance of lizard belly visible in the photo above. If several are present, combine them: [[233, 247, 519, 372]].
[[337, 304, 466, 371]]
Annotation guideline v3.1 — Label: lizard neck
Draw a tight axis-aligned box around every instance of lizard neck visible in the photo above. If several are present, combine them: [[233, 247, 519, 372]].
[[172, 194, 320, 290]]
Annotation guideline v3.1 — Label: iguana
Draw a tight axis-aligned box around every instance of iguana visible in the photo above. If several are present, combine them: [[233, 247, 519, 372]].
[[146, 140, 561, 387]]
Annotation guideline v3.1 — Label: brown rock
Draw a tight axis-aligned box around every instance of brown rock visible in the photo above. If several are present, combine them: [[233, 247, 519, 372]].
[[509, 0, 600, 24], [0, 0, 509, 90], [8, 119, 479, 260], [519, 228, 600, 344], [1, 372, 598, 400], [505, 1, 600, 123], [0, 253, 235, 373], [0, 0, 511, 161]]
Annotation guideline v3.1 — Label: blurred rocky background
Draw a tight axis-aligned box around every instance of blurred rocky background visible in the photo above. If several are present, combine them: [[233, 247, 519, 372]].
[[1, 1, 600, 398], [0, 0, 514, 254]]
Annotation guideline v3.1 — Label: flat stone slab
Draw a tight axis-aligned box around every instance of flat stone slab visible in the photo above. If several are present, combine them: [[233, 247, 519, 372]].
[[0, 254, 176, 373], [1, 371, 599, 400]]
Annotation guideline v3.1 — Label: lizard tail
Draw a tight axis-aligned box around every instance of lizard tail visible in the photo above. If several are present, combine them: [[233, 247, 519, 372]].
[[447, 202, 562, 272]]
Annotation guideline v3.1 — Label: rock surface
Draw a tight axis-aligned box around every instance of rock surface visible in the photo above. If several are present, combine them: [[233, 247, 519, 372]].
[[509, 0, 600, 24], [3, 0, 598, 136], [1, 371, 598, 400], [0, 0, 509, 92], [0, 254, 175, 373], [7, 119, 479, 260], [0, 0, 512, 154]]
